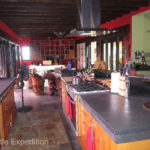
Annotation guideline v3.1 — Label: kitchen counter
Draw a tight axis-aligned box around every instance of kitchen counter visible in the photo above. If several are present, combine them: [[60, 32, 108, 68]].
[[61, 76, 73, 84], [0, 77, 16, 102], [79, 91, 150, 144]]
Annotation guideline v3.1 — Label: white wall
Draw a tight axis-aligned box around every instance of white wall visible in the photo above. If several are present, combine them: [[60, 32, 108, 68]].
[[132, 10, 150, 63]]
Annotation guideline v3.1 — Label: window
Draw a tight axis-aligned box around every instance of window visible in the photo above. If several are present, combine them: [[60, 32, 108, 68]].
[[91, 42, 97, 64], [103, 43, 106, 62], [22, 46, 30, 60], [108, 43, 111, 70], [119, 41, 123, 67], [113, 42, 116, 71]]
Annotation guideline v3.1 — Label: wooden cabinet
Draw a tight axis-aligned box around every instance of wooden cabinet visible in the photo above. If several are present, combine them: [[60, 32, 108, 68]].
[[61, 81, 67, 114], [0, 86, 16, 145]]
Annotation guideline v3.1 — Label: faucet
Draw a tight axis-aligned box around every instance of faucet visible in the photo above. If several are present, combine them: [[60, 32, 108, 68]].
[[124, 64, 150, 99]]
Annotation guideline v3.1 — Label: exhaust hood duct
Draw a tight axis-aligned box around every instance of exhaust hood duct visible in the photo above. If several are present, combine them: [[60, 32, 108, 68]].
[[78, 0, 101, 30]]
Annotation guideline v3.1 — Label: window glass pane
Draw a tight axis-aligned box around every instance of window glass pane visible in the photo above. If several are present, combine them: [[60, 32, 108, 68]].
[[91, 42, 97, 64], [119, 41, 123, 67], [103, 43, 106, 63], [113, 42, 116, 71], [22, 47, 30, 60], [108, 43, 111, 70]]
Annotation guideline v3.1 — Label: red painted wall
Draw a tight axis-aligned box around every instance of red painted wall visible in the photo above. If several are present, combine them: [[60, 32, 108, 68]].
[[0, 20, 20, 43], [100, 2, 150, 61]]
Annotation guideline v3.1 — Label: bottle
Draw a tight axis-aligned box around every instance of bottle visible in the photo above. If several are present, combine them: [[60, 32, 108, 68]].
[[120, 64, 124, 76], [68, 61, 71, 71]]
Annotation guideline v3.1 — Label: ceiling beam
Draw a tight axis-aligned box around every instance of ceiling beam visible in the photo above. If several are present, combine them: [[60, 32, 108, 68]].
[[0, 0, 76, 4], [0, 6, 77, 13]]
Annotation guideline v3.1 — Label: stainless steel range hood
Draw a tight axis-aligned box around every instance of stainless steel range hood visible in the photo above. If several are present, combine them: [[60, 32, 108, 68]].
[[77, 0, 101, 31]]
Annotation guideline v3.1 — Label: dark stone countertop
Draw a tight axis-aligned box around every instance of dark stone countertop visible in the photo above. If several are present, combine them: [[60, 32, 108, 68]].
[[79, 91, 150, 144], [0, 78, 16, 103]]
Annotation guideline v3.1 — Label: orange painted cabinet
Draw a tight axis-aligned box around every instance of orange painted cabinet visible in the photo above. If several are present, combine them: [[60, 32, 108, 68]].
[[78, 100, 110, 150], [61, 81, 67, 114], [0, 86, 16, 145], [78, 101, 89, 149]]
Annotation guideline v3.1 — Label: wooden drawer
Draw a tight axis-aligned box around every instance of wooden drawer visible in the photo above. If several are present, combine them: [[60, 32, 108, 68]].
[[81, 105, 93, 124]]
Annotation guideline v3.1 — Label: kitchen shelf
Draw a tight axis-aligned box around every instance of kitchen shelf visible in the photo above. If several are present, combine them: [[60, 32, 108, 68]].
[[30, 39, 76, 63]]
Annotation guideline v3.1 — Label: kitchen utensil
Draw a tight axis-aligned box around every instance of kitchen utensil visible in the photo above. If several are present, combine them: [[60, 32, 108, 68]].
[[72, 76, 81, 85]]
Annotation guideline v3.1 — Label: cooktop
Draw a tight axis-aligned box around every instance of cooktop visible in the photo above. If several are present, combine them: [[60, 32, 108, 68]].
[[70, 81, 106, 92]]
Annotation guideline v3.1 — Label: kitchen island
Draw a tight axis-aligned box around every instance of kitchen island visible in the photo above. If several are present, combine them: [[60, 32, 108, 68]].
[[78, 91, 150, 150], [58, 75, 150, 149], [0, 78, 17, 145]]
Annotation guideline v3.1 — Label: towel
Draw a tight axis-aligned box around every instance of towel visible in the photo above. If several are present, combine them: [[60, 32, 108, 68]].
[[66, 96, 76, 119], [86, 127, 95, 150]]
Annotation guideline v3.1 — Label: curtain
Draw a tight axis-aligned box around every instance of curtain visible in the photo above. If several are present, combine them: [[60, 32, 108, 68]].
[[12, 44, 16, 76], [9, 44, 16, 77], [0, 40, 9, 78], [17, 46, 20, 72], [0, 39, 20, 78]]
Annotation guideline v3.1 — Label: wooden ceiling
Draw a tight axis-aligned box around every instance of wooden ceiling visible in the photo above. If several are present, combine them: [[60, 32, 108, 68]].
[[0, 0, 149, 37]]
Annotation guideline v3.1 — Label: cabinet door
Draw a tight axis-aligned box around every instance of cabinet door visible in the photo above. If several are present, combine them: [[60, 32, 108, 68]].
[[61, 82, 67, 114], [93, 120, 110, 150], [3, 116, 11, 140], [80, 104, 93, 148], [78, 102, 111, 150], [2, 94, 10, 120], [11, 102, 17, 125], [77, 101, 82, 136], [9, 87, 15, 112]]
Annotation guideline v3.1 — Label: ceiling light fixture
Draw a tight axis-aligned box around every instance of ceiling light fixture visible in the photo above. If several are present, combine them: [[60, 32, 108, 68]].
[[53, 31, 66, 38]]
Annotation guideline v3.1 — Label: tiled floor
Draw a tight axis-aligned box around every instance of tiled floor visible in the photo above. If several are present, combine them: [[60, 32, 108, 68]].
[[1, 88, 74, 150]]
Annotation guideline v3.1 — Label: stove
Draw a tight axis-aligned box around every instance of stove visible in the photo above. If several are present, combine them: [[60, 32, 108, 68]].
[[67, 81, 109, 102], [70, 81, 105, 92], [66, 81, 109, 136]]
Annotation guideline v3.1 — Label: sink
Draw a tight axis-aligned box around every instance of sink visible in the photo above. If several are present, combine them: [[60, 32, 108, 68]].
[[143, 101, 150, 111]]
